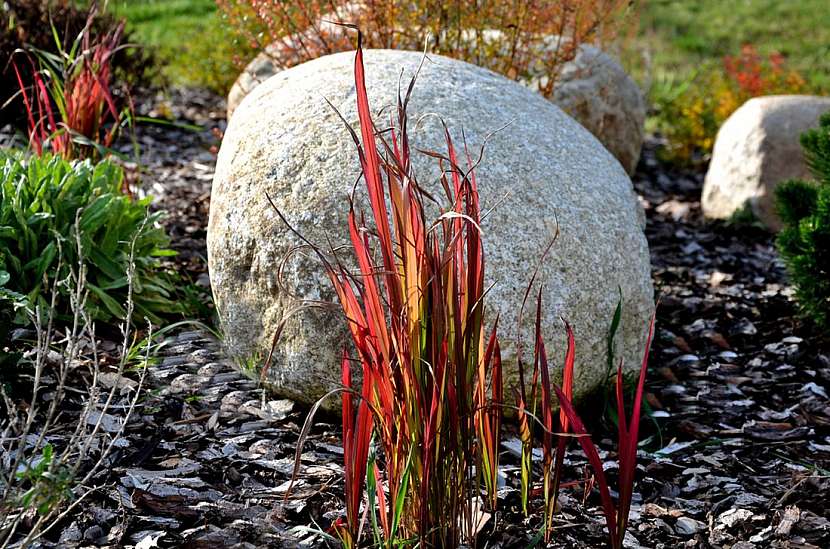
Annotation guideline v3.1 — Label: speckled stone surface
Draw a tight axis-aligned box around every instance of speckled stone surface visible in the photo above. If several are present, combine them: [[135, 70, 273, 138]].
[[209, 49, 654, 406], [702, 95, 830, 230]]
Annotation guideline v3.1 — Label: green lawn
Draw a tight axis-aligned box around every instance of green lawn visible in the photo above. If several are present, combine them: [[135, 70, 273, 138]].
[[632, 0, 830, 92], [110, 0, 242, 91], [111, 0, 217, 49], [109, 0, 830, 96]]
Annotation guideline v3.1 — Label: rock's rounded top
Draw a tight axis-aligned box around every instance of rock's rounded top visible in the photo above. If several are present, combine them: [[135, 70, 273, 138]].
[[702, 94, 830, 230], [231, 48, 599, 150], [210, 48, 654, 406], [227, 44, 645, 174]]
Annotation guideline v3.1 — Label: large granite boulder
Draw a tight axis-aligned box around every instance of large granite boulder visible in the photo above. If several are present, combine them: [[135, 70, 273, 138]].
[[227, 38, 645, 174], [702, 95, 830, 230], [209, 49, 654, 406]]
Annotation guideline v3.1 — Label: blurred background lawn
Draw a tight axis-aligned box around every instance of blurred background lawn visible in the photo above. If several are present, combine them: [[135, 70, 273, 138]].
[[633, 0, 830, 91], [111, 0, 250, 93]]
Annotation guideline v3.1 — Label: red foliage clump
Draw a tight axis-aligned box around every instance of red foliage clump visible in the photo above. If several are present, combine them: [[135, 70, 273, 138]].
[[14, 7, 130, 161], [283, 31, 655, 549], [723, 44, 805, 98]]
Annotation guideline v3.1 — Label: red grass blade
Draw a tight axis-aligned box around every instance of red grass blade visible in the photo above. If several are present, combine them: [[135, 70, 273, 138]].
[[12, 60, 42, 155], [353, 38, 398, 298], [614, 311, 656, 540], [553, 385, 619, 544]]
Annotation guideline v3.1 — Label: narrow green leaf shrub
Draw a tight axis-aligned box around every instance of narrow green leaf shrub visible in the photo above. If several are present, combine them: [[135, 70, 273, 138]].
[[0, 151, 181, 325], [775, 111, 830, 330]]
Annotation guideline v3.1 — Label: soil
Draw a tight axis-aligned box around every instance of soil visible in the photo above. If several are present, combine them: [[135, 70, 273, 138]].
[[3, 89, 829, 549]]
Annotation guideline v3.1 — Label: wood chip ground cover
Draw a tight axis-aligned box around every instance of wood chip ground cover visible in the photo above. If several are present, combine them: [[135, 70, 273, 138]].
[[2, 91, 828, 548]]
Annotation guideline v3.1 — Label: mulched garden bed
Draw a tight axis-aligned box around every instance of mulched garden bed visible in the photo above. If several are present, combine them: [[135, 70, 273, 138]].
[[7, 89, 830, 548]]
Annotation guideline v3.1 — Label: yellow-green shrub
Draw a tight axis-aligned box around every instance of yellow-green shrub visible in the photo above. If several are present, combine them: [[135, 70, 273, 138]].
[[653, 45, 807, 164]]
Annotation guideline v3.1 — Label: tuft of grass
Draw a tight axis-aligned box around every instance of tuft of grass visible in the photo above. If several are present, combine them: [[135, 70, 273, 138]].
[[14, 6, 132, 161], [552, 312, 656, 549], [281, 32, 503, 547], [281, 32, 658, 548]]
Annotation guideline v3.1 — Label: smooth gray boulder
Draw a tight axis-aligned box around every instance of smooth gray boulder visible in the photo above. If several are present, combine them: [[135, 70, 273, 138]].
[[227, 39, 645, 174], [209, 49, 654, 406], [702, 95, 830, 230]]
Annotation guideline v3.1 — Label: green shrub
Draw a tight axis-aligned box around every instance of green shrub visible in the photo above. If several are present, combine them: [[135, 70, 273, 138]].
[[176, 13, 257, 95], [0, 151, 181, 325], [775, 111, 830, 330]]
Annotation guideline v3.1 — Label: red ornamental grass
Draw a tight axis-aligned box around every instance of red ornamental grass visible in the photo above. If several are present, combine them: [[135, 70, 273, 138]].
[[13, 9, 125, 161], [281, 34, 503, 547], [283, 32, 656, 549], [519, 287, 656, 547], [514, 286, 576, 543], [554, 313, 656, 549]]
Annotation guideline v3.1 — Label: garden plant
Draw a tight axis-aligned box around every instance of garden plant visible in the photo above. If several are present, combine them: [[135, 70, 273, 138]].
[[284, 36, 655, 548], [219, 0, 632, 96], [653, 44, 807, 164], [11, 5, 135, 161], [1, 1, 829, 547], [0, 151, 181, 326], [775, 111, 830, 330], [1, 0, 151, 133]]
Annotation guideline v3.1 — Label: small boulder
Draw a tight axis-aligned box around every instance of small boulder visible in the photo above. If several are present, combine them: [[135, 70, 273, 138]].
[[209, 49, 654, 406], [227, 37, 645, 174], [541, 43, 646, 174], [702, 95, 830, 230]]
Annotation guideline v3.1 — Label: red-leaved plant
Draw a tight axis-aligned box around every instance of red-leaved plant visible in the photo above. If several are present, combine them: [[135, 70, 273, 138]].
[[13, 6, 131, 161], [514, 284, 655, 547], [723, 44, 806, 98], [283, 32, 656, 548], [279, 32, 503, 547]]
